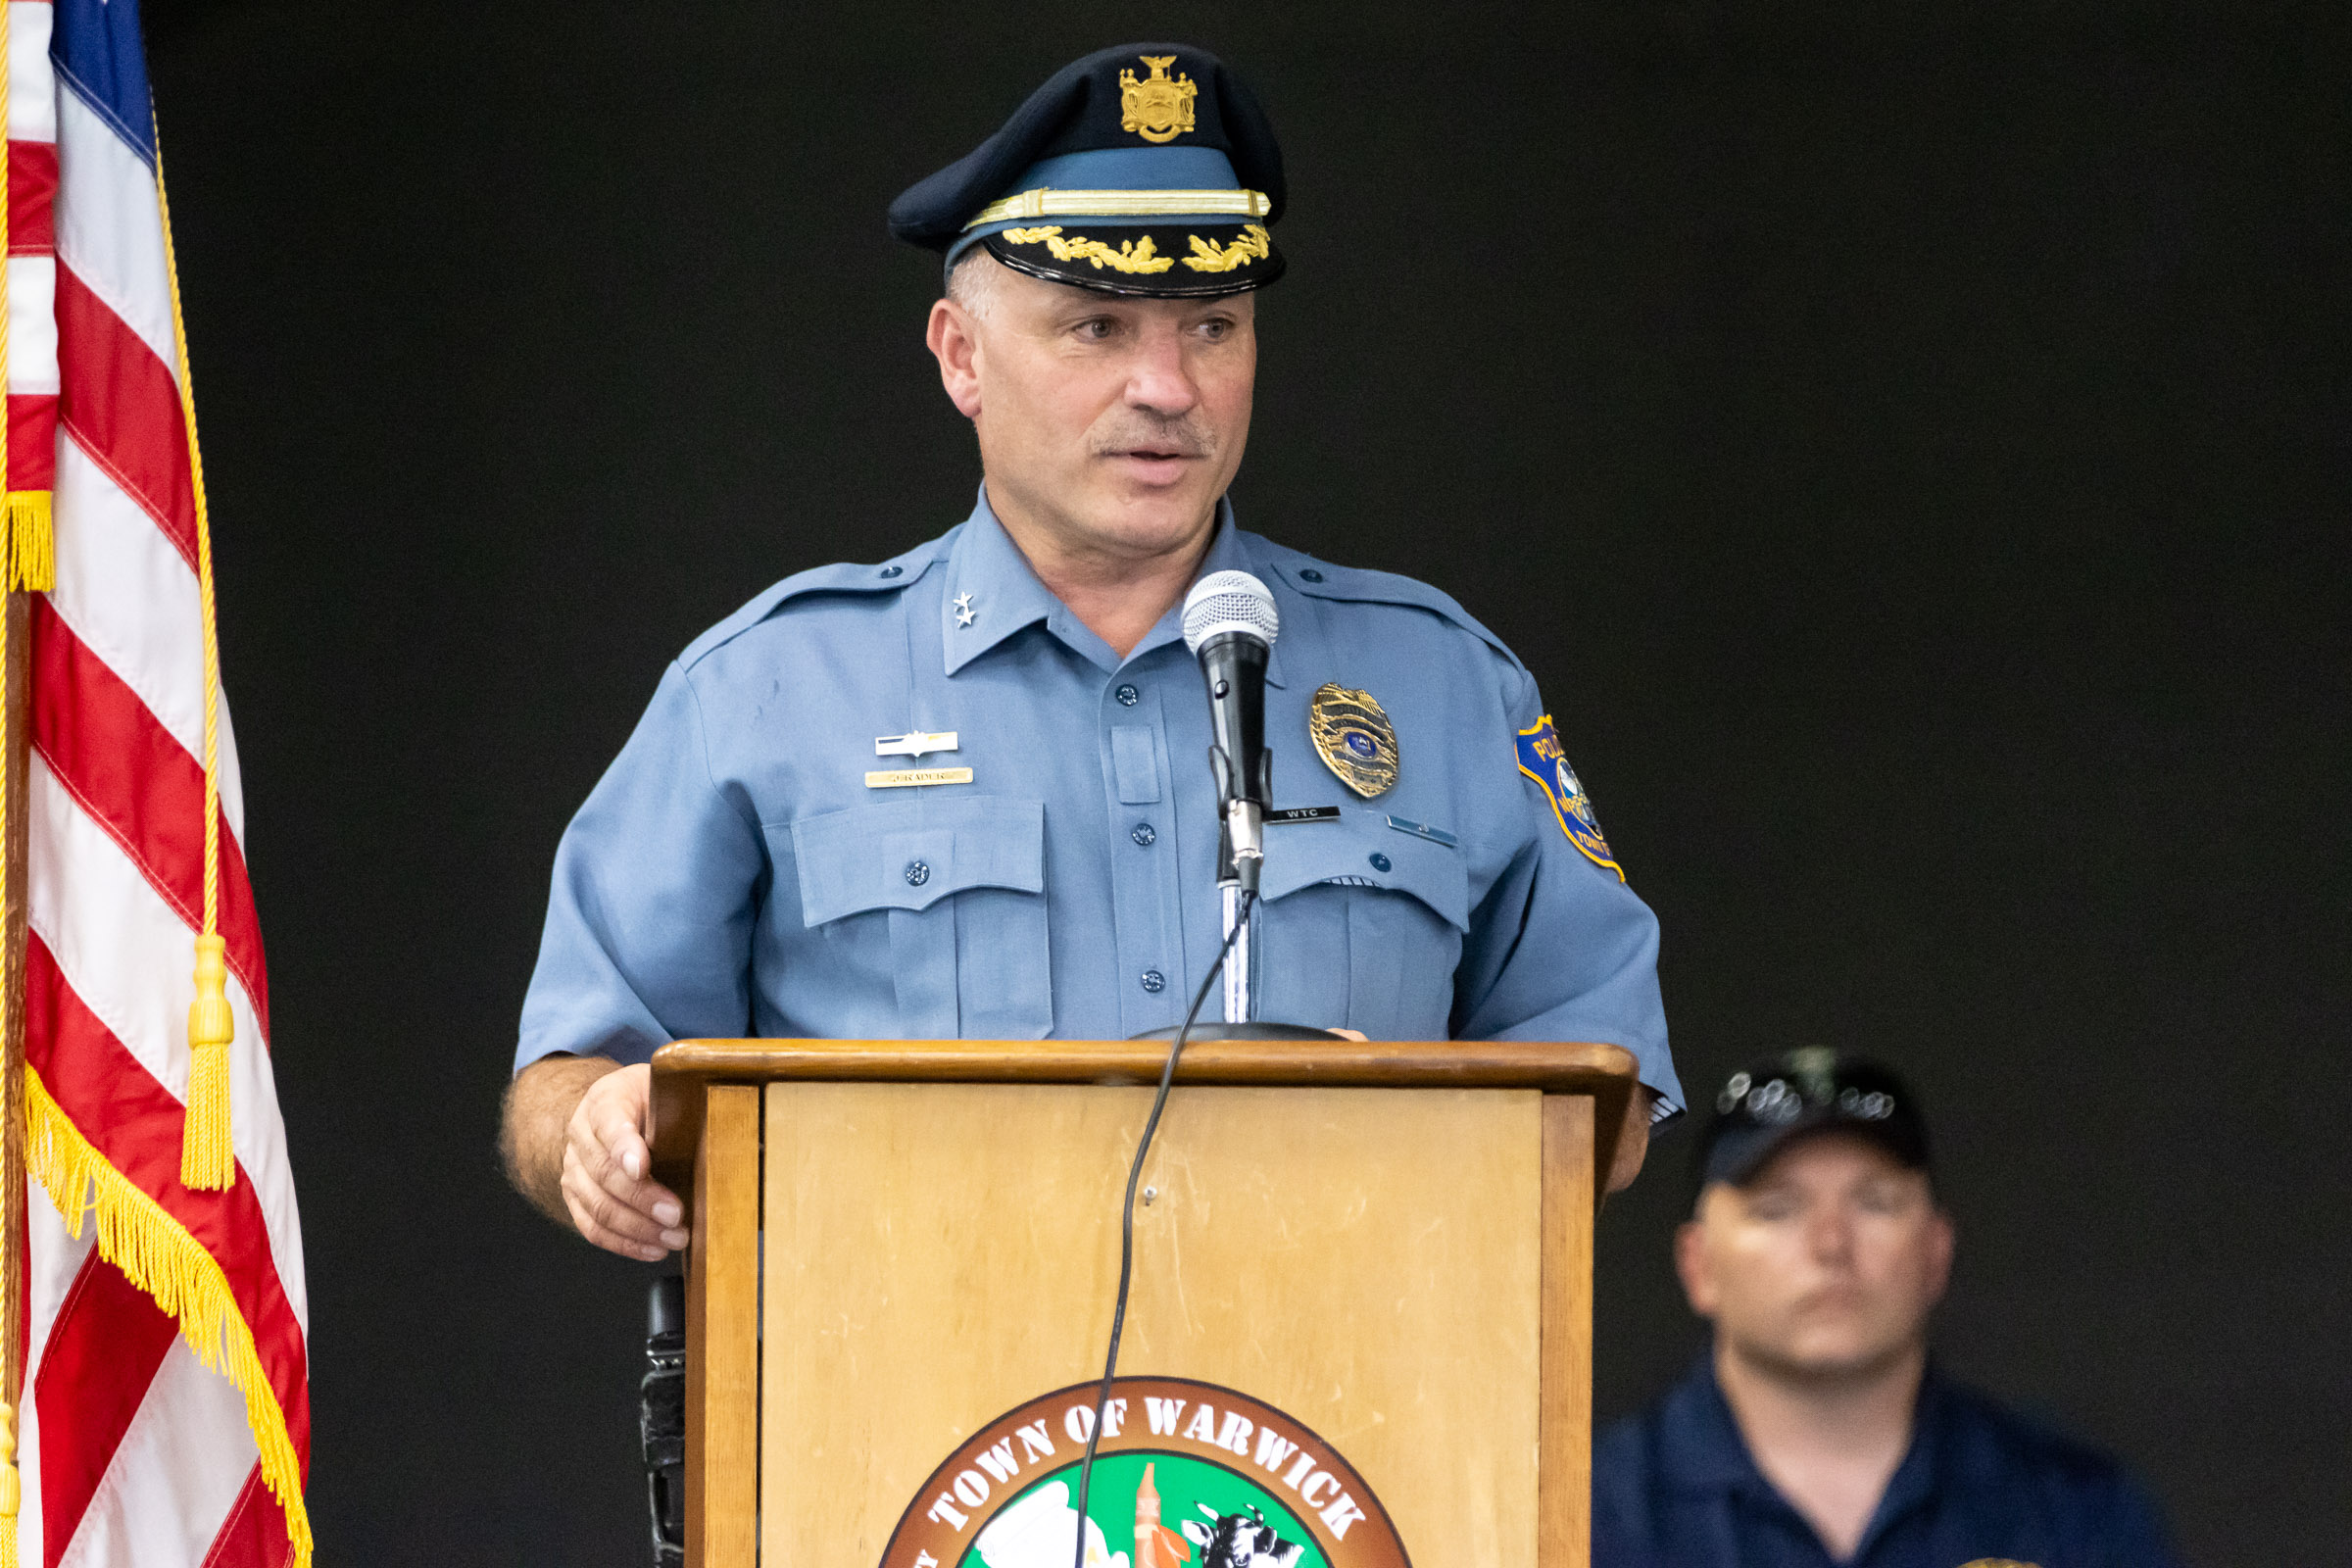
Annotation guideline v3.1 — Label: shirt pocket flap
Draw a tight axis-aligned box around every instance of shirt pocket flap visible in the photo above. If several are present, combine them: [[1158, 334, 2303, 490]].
[[789, 796, 1046, 926], [1257, 815, 1470, 932]]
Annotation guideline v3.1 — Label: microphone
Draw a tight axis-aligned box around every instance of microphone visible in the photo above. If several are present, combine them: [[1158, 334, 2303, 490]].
[[1182, 570, 1279, 894]]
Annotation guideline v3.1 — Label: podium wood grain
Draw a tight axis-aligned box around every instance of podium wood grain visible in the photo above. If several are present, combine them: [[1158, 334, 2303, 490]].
[[685, 1086, 760, 1568], [760, 1081, 1550, 1568], [1539, 1094, 1598, 1567]]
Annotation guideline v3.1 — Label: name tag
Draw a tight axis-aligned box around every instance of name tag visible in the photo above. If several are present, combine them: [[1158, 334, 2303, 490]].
[[865, 767, 975, 789], [1267, 806, 1342, 825]]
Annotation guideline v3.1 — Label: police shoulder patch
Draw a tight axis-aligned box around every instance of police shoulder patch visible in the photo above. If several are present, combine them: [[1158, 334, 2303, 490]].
[[1515, 714, 1624, 881]]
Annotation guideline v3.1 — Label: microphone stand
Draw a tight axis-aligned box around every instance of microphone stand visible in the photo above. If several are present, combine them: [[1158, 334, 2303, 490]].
[[1133, 758, 1331, 1046], [1213, 747, 1269, 1025], [1217, 817, 1258, 1024]]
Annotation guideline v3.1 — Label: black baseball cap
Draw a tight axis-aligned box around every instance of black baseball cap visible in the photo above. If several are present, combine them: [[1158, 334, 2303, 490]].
[[1695, 1048, 1931, 1190]]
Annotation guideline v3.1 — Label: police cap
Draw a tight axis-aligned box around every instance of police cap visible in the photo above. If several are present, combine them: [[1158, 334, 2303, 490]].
[[890, 43, 1287, 298]]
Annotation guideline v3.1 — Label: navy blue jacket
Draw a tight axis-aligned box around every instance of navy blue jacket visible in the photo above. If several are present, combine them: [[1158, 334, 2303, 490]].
[[1593, 1355, 2181, 1568]]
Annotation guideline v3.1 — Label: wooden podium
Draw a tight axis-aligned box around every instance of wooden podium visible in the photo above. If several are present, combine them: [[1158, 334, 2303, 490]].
[[649, 1037, 1636, 1568]]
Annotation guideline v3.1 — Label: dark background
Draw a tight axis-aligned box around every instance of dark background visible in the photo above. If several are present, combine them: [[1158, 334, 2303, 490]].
[[138, 1, 2346, 1563]]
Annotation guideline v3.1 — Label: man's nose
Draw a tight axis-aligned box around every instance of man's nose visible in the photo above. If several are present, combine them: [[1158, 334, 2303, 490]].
[[1807, 1206, 1857, 1263], [1123, 326, 1200, 416]]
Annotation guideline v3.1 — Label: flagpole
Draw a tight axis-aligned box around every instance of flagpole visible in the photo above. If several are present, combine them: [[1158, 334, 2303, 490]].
[[0, 0, 25, 1551], [0, 588, 26, 1568]]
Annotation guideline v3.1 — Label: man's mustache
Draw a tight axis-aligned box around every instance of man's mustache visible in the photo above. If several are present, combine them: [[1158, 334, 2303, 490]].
[[1091, 418, 1212, 460]]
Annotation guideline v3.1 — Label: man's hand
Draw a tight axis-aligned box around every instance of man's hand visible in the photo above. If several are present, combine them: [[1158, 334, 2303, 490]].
[[501, 1055, 689, 1261], [1607, 1086, 1657, 1195]]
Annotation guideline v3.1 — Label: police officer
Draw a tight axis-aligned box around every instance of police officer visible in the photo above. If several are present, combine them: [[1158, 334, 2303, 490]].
[[499, 44, 1684, 1261], [1593, 1050, 2180, 1568]]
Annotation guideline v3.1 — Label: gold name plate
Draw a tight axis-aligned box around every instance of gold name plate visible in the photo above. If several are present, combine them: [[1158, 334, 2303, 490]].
[[864, 767, 975, 789]]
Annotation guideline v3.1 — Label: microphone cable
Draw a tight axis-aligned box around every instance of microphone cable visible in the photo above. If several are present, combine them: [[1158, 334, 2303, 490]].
[[1068, 889, 1256, 1568]]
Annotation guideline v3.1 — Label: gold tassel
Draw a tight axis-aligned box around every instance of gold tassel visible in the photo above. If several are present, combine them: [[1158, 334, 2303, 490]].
[[179, 932, 235, 1190], [0, 1401, 19, 1568], [3, 491, 48, 593]]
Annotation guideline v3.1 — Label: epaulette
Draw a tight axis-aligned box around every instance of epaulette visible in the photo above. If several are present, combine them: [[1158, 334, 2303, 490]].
[[1257, 552, 1522, 670], [680, 537, 948, 669]]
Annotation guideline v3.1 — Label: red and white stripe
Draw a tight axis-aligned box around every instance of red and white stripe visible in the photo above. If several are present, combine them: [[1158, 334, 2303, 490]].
[[7, 0, 57, 489], [14, 4, 310, 1565]]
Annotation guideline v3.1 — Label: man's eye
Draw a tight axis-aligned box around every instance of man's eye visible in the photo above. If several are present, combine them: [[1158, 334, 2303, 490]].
[[1075, 318, 1116, 340], [1198, 319, 1231, 341]]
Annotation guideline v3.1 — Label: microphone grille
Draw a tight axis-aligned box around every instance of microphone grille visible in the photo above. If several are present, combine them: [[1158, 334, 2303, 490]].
[[1182, 570, 1280, 654]]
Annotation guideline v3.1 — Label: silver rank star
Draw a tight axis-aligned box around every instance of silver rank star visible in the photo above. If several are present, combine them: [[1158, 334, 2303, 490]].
[[953, 592, 976, 627]]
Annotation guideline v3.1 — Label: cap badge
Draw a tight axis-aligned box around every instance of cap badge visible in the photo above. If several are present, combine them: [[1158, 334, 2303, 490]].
[[1515, 714, 1624, 881], [1788, 1045, 1838, 1101], [1119, 55, 1198, 144], [1309, 683, 1400, 799]]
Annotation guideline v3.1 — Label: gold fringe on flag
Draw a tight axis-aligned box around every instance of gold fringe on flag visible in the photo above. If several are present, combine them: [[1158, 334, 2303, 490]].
[[24, 1065, 315, 1566], [0, 1404, 16, 1568]]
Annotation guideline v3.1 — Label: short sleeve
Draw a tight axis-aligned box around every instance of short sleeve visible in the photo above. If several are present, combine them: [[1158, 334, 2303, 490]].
[[514, 661, 766, 1071], [1452, 665, 1683, 1117]]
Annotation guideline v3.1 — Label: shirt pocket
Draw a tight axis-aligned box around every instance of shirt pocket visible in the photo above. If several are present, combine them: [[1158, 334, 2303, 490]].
[[788, 795, 1052, 1039], [1255, 817, 1469, 1039]]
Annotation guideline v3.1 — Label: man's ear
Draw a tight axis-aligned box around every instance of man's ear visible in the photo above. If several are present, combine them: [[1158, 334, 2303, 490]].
[[926, 298, 984, 420], [1923, 1205, 1956, 1308], [1674, 1215, 1720, 1320]]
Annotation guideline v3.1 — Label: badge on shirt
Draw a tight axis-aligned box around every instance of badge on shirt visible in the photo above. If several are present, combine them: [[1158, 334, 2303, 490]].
[[1515, 714, 1623, 881], [1308, 682, 1399, 798], [875, 731, 959, 760]]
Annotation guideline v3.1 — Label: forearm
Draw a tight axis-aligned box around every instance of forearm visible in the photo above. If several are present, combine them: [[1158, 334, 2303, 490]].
[[500, 1054, 621, 1227]]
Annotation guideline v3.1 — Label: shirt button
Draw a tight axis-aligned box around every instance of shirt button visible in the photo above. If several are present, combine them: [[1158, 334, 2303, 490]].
[[1368, 852, 1392, 872], [878, 564, 904, 578], [904, 859, 930, 886], [1298, 567, 1325, 582], [1131, 822, 1157, 847], [1115, 683, 1141, 706], [1140, 969, 1165, 994]]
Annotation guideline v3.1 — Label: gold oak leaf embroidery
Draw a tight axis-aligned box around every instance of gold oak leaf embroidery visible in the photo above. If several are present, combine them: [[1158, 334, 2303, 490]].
[[1182, 223, 1273, 272], [1002, 226, 1175, 275]]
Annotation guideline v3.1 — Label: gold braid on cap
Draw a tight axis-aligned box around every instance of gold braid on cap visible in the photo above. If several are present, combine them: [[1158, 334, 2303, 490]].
[[965, 186, 1271, 228]]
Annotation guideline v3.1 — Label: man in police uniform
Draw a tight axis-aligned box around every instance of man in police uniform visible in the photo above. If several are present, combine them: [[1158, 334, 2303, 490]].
[[499, 44, 1683, 1260], [1593, 1051, 2180, 1568]]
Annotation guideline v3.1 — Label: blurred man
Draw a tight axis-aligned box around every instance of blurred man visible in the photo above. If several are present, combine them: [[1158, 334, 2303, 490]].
[[1592, 1049, 2180, 1568]]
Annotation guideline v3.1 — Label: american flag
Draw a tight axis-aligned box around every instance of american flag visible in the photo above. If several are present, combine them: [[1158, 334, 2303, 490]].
[[10, 3, 311, 1566]]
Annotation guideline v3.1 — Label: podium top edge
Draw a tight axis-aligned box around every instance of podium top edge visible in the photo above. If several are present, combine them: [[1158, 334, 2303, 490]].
[[651, 1036, 1637, 1092], [646, 1039, 1638, 1191]]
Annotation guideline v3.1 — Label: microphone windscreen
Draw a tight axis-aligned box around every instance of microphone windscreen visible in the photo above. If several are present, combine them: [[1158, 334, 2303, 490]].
[[1182, 570, 1280, 654]]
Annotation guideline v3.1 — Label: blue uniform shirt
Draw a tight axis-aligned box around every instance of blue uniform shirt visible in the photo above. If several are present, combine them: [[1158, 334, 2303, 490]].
[[1593, 1355, 2182, 1568], [517, 490, 1680, 1111]]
